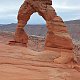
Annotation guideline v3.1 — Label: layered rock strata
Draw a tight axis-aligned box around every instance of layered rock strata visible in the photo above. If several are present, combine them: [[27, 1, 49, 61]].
[[11, 0, 74, 63]]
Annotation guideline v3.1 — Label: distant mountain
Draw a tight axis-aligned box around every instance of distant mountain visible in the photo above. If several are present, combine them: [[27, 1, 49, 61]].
[[0, 23, 17, 32], [65, 20, 80, 40], [0, 19, 80, 40], [0, 23, 47, 36], [65, 20, 80, 24]]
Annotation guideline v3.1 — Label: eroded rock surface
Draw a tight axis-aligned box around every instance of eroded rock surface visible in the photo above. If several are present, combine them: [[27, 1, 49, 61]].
[[0, 31, 80, 80], [10, 0, 75, 64], [0, 42, 80, 80]]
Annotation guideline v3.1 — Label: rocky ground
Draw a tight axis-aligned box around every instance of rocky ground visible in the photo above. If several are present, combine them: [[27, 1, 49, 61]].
[[0, 31, 80, 80]]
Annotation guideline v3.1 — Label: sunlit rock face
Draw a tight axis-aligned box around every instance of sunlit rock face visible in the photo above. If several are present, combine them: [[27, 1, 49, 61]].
[[45, 16, 74, 64], [0, 0, 80, 79], [12, 0, 75, 64]]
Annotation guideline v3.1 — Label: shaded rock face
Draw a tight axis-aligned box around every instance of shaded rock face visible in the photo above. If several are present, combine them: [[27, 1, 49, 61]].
[[45, 16, 73, 50], [45, 31, 73, 50], [44, 16, 74, 64], [13, 0, 75, 63], [73, 41, 80, 64]]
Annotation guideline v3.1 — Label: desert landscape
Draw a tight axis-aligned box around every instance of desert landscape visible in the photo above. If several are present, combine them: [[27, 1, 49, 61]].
[[0, 20, 80, 80]]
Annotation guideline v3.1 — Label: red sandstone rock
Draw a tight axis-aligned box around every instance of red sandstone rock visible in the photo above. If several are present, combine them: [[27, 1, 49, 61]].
[[0, 41, 80, 80], [45, 31, 73, 50], [11, 0, 74, 64], [14, 28, 28, 44]]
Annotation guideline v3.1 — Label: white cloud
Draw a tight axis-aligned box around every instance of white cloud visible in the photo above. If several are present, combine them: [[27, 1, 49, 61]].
[[51, 0, 80, 21], [52, 0, 80, 10], [0, 0, 80, 24]]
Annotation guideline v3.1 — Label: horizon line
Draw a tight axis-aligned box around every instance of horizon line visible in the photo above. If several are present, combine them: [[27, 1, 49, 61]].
[[0, 19, 80, 25]]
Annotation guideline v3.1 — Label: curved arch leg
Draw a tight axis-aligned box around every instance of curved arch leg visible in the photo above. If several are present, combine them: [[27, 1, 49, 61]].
[[38, 4, 74, 63], [9, 1, 35, 46]]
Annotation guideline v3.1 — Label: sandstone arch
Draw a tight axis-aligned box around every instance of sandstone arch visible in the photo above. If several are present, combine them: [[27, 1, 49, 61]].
[[11, 0, 74, 63]]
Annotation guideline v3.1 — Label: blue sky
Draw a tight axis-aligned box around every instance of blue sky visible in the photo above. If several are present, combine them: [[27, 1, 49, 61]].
[[0, 0, 80, 24]]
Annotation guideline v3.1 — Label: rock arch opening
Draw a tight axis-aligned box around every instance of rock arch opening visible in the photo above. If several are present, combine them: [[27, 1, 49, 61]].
[[9, 0, 75, 63], [25, 13, 48, 51], [25, 12, 47, 37]]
